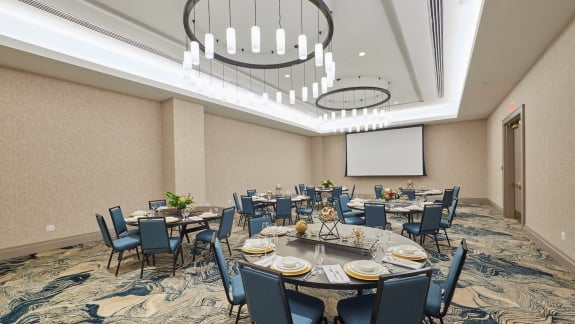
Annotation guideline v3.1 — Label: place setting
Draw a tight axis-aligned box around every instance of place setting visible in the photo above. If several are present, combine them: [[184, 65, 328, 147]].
[[242, 238, 275, 255], [382, 244, 428, 269], [260, 225, 291, 237], [270, 256, 312, 276]]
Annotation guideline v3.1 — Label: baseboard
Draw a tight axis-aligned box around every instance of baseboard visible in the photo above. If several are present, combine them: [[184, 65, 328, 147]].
[[523, 226, 575, 273], [0, 232, 101, 261]]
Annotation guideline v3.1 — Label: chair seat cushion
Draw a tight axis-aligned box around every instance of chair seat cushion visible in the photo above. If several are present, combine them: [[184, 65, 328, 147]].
[[296, 208, 313, 215], [344, 217, 365, 225], [113, 235, 140, 251], [119, 228, 139, 238], [337, 293, 375, 324], [169, 237, 181, 251], [425, 282, 442, 316], [230, 274, 246, 303], [440, 219, 450, 228], [343, 211, 365, 218], [403, 222, 421, 234], [287, 290, 325, 324], [196, 229, 217, 242]]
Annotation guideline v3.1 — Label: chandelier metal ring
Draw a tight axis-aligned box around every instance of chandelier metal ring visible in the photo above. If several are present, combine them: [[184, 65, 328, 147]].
[[183, 0, 334, 70], [315, 86, 391, 111]]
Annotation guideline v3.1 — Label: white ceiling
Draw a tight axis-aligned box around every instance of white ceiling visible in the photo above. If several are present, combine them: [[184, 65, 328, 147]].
[[0, 0, 574, 135]]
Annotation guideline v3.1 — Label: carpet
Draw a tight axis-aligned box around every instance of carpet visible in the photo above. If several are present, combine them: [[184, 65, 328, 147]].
[[1, 204, 574, 323]]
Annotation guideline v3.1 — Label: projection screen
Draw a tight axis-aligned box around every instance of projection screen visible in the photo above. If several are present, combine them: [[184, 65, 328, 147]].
[[346, 125, 425, 176]]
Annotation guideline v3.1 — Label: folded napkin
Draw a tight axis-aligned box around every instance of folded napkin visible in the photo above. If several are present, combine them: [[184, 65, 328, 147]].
[[391, 207, 409, 212], [323, 264, 350, 283], [189, 216, 203, 221], [382, 256, 426, 269], [254, 255, 279, 267], [165, 216, 179, 223], [131, 210, 148, 216]]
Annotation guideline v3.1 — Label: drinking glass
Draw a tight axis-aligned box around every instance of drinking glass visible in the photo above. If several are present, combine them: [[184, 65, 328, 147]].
[[214, 207, 219, 215], [314, 244, 326, 274], [182, 208, 190, 219], [370, 242, 380, 264]]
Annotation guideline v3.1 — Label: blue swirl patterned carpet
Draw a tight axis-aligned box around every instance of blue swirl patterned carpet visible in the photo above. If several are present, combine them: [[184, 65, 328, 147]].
[[1, 204, 574, 323]]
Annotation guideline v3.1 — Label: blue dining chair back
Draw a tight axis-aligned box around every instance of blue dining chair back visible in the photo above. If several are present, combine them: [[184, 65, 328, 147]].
[[248, 216, 273, 237], [374, 185, 383, 199], [298, 184, 306, 195], [294, 185, 299, 195], [239, 262, 326, 324], [247, 189, 257, 197], [241, 195, 256, 215], [336, 268, 432, 324], [452, 186, 461, 201], [440, 198, 459, 246], [148, 199, 166, 210], [138, 217, 183, 278], [109, 205, 138, 238], [435, 189, 454, 211], [328, 186, 343, 205], [306, 186, 322, 205], [95, 214, 140, 276], [212, 235, 246, 323], [400, 189, 416, 200], [402, 204, 443, 252], [364, 203, 387, 228], [193, 207, 235, 261], [275, 196, 293, 225], [296, 197, 315, 223], [334, 198, 364, 225], [425, 239, 468, 323], [338, 194, 365, 218]]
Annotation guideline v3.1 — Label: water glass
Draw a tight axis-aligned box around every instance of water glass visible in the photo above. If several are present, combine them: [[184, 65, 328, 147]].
[[314, 244, 326, 274]]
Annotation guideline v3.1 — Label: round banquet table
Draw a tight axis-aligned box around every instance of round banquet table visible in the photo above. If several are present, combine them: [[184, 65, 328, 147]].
[[243, 223, 430, 290]]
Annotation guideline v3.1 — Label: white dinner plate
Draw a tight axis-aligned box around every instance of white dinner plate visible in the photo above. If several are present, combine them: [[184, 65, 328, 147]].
[[348, 260, 386, 276], [273, 257, 307, 272]]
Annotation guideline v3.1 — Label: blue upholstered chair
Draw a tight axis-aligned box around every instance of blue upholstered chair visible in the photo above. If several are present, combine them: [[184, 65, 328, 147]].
[[349, 184, 356, 199], [327, 186, 343, 206], [248, 216, 273, 237], [336, 268, 432, 324], [338, 194, 365, 218], [452, 186, 460, 201], [138, 217, 183, 278], [440, 198, 459, 246], [246, 189, 257, 197], [296, 197, 315, 223], [364, 203, 388, 228], [95, 214, 140, 276], [108, 205, 139, 238], [425, 239, 468, 324], [239, 261, 327, 324], [402, 204, 444, 252], [400, 189, 416, 200], [192, 207, 235, 261], [275, 196, 293, 225], [298, 184, 306, 195], [294, 185, 300, 195], [212, 235, 246, 324], [241, 195, 266, 230], [435, 189, 454, 211], [306, 186, 322, 208], [374, 185, 383, 199], [233, 192, 246, 226], [148, 199, 166, 210], [334, 198, 364, 225]]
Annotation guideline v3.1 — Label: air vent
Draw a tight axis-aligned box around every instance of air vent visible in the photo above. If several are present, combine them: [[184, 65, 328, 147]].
[[428, 0, 444, 98], [18, 0, 181, 64]]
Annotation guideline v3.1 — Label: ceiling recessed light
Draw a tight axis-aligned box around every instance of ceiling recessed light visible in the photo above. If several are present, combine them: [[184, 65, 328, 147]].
[[284, 74, 290, 78], [358, 52, 366, 57], [393, 101, 398, 104]]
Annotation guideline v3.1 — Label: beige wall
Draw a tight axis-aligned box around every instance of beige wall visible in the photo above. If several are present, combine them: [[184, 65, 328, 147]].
[[312, 121, 487, 199], [0, 67, 165, 250], [204, 113, 313, 207], [487, 17, 575, 261]]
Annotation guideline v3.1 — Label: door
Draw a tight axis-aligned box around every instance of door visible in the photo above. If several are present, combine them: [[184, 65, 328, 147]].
[[502, 105, 525, 224]]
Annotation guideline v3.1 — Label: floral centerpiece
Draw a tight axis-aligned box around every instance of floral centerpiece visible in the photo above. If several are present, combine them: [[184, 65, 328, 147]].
[[382, 188, 398, 201], [165, 191, 195, 210], [321, 179, 335, 188]]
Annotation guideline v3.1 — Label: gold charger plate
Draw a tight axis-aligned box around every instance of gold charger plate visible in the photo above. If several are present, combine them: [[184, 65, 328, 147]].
[[242, 244, 275, 254], [271, 262, 312, 276], [343, 261, 388, 281], [391, 252, 427, 261], [260, 229, 289, 237]]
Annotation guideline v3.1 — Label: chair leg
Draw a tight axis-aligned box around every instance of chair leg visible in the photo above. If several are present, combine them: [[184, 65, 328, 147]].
[[434, 234, 441, 253], [192, 240, 199, 262], [235, 304, 245, 324], [225, 238, 232, 255], [172, 251, 178, 276], [140, 254, 146, 279], [115, 251, 124, 276], [443, 228, 451, 246], [107, 250, 115, 269], [179, 245, 184, 264]]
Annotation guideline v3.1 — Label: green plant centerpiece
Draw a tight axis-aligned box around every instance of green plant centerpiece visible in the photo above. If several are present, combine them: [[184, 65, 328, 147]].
[[321, 179, 335, 188], [165, 191, 195, 210]]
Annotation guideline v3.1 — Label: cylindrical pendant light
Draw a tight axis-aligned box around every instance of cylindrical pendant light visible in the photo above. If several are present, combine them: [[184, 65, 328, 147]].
[[312, 82, 319, 98], [276, 91, 282, 103], [276, 28, 285, 55], [290, 90, 295, 104], [251, 26, 260, 53], [315, 43, 323, 66], [226, 27, 236, 54], [302, 86, 308, 102], [183, 50, 192, 73], [190, 41, 200, 65], [321, 76, 328, 93], [298, 35, 307, 60], [205, 33, 214, 59], [325, 51, 333, 72]]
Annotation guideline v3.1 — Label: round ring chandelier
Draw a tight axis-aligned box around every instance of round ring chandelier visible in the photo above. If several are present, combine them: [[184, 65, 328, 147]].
[[315, 86, 391, 111], [183, 0, 334, 70]]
